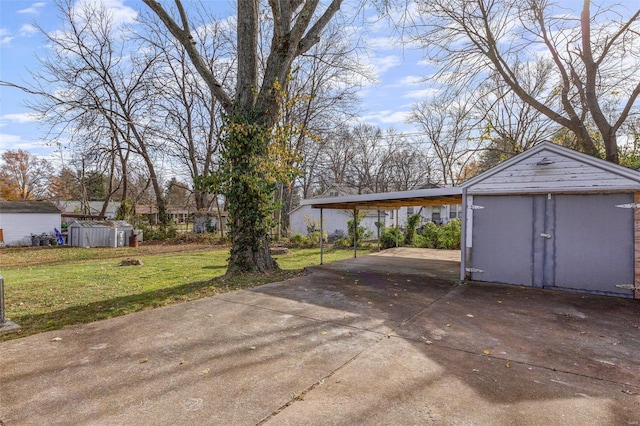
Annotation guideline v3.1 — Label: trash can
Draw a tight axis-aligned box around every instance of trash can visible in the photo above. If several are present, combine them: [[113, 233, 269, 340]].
[[129, 232, 139, 247]]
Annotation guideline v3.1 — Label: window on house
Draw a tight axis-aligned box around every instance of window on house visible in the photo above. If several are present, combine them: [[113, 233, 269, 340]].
[[407, 206, 414, 216], [329, 191, 338, 197], [449, 204, 461, 219]]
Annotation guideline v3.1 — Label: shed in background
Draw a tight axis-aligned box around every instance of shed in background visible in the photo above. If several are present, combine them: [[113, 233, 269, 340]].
[[0, 201, 61, 246], [67, 220, 133, 248], [461, 142, 640, 299]]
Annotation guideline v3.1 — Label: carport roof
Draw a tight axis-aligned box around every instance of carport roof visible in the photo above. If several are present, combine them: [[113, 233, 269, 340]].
[[301, 187, 462, 210]]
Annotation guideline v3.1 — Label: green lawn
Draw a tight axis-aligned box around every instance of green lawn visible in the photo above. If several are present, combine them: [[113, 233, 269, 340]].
[[0, 245, 361, 341]]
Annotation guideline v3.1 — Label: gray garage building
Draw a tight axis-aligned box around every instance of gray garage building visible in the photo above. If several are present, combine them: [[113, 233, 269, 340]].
[[461, 142, 640, 299]]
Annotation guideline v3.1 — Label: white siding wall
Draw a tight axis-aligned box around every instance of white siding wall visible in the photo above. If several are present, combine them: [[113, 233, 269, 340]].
[[0, 213, 61, 246], [291, 204, 458, 237], [290, 205, 380, 237]]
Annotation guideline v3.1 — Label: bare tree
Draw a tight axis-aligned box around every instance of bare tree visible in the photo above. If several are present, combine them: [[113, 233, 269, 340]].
[[3, 0, 170, 222], [381, 137, 436, 191], [408, 91, 477, 185], [409, 0, 640, 163], [140, 8, 236, 213], [474, 70, 558, 172]]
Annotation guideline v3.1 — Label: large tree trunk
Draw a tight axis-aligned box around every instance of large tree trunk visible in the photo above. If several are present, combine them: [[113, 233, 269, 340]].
[[143, 0, 343, 276]]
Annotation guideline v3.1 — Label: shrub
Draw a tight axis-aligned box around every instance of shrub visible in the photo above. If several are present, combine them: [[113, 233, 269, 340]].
[[289, 233, 306, 247], [413, 233, 427, 248], [346, 211, 373, 246], [404, 213, 422, 245], [420, 221, 440, 248], [327, 229, 346, 243], [437, 219, 461, 249], [417, 220, 461, 250], [380, 226, 404, 249], [138, 223, 178, 241], [288, 232, 327, 248], [332, 236, 353, 249]]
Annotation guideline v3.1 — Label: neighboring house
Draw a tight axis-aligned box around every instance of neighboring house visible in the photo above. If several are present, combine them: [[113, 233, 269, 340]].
[[57, 201, 121, 222], [0, 201, 62, 246], [390, 204, 462, 227], [135, 204, 228, 232], [291, 184, 382, 238], [290, 183, 461, 237], [289, 205, 383, 239]]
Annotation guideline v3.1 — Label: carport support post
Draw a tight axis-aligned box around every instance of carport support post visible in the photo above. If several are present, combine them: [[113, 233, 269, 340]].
[[353, 208, 357, 258], [395, 209, 399, 247], [0, 275, 5, 325], [320, 208, 324, 265]]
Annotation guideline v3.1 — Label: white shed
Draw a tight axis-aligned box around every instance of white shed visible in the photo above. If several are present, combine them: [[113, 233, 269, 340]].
[[67, 220, 134, 248], [0, 201, 62, 247], [461, 142, 640, 299]]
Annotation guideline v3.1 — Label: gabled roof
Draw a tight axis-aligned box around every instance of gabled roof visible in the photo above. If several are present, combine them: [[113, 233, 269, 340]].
[[0, 201, 61, 214], [461, 141, 640, 194]]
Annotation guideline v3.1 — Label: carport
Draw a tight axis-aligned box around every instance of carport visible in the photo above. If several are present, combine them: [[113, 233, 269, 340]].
[[303, 142, 640, 299], [300, 186, 462, 263]]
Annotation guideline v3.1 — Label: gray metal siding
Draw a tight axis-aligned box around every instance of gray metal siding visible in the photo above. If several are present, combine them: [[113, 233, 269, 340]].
[[551, 194, 633, 297], [470, 194, 634, 297], [470, 195, 535, 286]]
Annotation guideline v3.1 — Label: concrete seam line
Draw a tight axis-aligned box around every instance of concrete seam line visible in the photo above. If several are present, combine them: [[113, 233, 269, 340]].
[[396, 280, 462, 330], [255, 335, 388, 425]]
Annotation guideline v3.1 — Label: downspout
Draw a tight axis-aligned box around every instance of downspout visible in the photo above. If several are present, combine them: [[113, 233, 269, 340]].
[[377, 210, 381, 252], [353, 208, 357, 258], [460, 188, 467, 282]]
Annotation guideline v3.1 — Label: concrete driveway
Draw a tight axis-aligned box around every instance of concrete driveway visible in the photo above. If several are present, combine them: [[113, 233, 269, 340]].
[[1, 249, 639, 425]]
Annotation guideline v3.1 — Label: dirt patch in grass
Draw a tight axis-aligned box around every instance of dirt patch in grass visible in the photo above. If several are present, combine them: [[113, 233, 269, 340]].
[[0, 242, 221, 268]]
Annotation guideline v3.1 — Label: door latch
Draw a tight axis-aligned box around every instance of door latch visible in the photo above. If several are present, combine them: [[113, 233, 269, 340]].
[[540, 233, 552, 239]]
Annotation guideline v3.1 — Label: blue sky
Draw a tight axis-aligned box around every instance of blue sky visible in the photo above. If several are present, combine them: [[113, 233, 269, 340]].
[[0, 0, 428, 160]]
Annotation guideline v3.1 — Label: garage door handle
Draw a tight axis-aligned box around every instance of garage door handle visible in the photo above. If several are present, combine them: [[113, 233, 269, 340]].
[[540, 233, 552, 239]]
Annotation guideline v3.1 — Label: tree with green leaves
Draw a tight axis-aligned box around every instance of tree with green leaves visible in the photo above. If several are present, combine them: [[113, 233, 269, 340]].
[[144, 0, 343, 276]]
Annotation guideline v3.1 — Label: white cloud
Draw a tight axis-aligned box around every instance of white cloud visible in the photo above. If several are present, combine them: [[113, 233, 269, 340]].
[[17, 2, 46, 14], [1, 113, 41, 124], [360, 109, 411, 126], [0, 133, 32, 151], [403, 88, 440, 100], [0, 28, 14, 46], [371, 55, 401, 76], [20, 24, 38, 37], [0, 133, 57, 157], [74, 0, 138, 27]]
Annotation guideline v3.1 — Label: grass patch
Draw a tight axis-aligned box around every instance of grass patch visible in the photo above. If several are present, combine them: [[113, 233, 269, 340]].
[[0, 245, 361, 341]]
